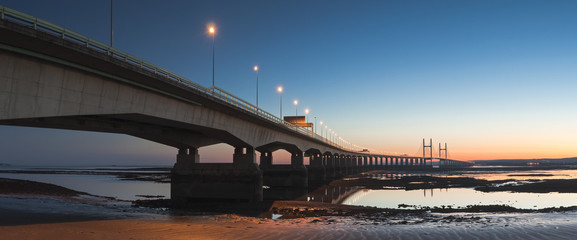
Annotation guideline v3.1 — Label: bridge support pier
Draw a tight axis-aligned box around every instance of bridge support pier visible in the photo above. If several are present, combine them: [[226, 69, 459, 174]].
[[261, 152, 308, 200], [307, 154, 326, 189], [171, 147, 263, 206], [351, 156, 359, 174], [260, 151, 273, 167], [324, 154, 337, 180], [346, 156, 354, 175], [332, 154, 344, 179]]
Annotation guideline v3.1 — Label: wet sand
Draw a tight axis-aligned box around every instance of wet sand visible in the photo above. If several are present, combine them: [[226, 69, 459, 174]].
[[3, 177, 577, 239], [3, 204, 577, 240]]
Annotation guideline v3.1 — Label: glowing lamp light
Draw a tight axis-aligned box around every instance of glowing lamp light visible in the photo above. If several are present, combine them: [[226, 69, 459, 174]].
[[277, 86, 283, 93], [209, 27, 215, 34]]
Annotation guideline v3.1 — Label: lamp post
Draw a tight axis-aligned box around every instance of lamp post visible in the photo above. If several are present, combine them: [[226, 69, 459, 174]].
[[335, 133, 338, 146], [304, 108, 310, 123], [277, 86, 283, 118], [293, 100, 298, 116], [209, 26, 215, 89], [320, 121, 323, 137], [314, 117, 317, 135], [110, 0, 113, 47], [254, 65, 259, 111]]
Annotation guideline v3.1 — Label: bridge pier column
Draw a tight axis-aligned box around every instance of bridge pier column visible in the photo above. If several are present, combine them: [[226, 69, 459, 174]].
[[369, 156, 374, 170], [308, 154, 326, 189], [171, 147, 263, 206], [341, 155, 348, 176], [262, 151, 308, 200], [333, 155, 343, 178], [345, 155, 353, 176], [260, 151, 273, 167], [325, 154, 336, 180], [234, 147, 256, 165], [174, 148, 199, 171], [350, 156, 358, 174]]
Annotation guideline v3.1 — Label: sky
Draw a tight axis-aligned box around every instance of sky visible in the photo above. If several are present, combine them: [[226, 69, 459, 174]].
[[0, 0, 576, 166]]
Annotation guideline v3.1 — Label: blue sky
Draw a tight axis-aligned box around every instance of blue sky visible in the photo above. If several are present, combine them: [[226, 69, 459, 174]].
[[1, 0, 576, 165]]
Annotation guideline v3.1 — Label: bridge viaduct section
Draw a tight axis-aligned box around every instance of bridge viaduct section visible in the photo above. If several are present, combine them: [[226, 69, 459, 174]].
[[0, 10, 463, 204]]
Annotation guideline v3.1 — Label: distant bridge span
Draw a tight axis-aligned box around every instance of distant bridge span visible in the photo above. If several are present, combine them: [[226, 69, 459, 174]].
[[0, 6, 471, 202]]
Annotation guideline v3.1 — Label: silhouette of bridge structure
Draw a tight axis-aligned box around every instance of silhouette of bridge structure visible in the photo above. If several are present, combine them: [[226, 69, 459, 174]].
[[0, 6, 472, 203]]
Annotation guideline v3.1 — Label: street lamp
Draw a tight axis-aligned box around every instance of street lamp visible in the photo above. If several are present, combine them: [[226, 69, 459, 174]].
[[314, 117, 317, 135], [277, 86, 283, 118], [320, 121, 323, 137], [293, 100, 298, 116], [254, 65, 259, 111], [110, 0, 113, 47], [304, 108, 310, 122], [209, 26, 216, 89]]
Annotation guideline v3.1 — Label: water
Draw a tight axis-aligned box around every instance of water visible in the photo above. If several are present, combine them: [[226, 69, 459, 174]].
[[461, 169, 577, 181], [3, 165, 577, 208], [0, 165, 170, 201], [342, 169, 577, 210], [343, 188, 577, 209]]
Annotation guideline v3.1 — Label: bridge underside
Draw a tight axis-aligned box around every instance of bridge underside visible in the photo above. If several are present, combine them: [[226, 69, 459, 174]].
[[0, 114, 248, 149]]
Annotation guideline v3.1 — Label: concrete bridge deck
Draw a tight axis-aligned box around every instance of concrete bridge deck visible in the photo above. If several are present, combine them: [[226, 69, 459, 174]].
[[0, 5, 471, 203]]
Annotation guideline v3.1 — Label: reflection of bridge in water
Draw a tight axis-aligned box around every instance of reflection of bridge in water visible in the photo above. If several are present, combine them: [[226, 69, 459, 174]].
[[0, 6, 472, 204], [299, 172, 446, 205]]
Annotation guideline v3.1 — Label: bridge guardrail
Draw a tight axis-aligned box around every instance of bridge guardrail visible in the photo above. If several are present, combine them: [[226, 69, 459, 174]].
[[0, 4, 362, 153], [208, 87, 314, 136]]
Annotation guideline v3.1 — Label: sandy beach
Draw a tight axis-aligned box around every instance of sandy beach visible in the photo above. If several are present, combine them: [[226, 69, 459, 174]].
[[3, 199, 577, 240]]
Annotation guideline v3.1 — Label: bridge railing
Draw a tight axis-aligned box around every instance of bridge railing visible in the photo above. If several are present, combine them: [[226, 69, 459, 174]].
[[208, 87, 313, 136], [1, 5, 361, 153], [207, 87, 361, 152]]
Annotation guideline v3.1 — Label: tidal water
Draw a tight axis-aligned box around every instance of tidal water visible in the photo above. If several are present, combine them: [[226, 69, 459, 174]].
[[2, 165, 577, 209], [0, 165, 170, 201], [341, 169, 577, 209], [342, 187, 577, 209]]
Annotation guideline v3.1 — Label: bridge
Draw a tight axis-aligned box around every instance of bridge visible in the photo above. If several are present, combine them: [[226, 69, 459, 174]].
[[0, 6, 471, 203]]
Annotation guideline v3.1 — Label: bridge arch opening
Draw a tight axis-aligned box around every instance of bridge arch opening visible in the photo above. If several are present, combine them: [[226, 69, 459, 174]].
[[304, 149, 322, 166], [268, 149, 291, 165], [256, 142, 304, 167], [197, 143, 235, 163]]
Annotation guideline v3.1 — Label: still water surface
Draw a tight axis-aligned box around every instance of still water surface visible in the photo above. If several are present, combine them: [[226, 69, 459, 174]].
[[2, 166, 577, 209], [342, 188, 577, 209], [342, 169, 577, 209], [0, 166, 170, 201]]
